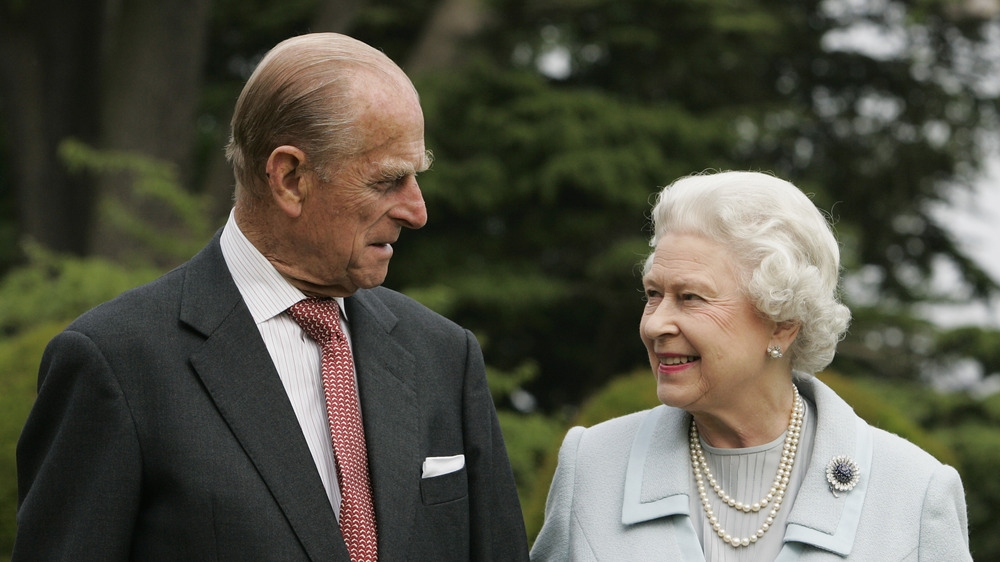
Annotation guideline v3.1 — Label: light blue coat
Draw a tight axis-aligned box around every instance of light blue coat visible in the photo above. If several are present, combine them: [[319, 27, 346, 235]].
[[531, 376, 971, 561]]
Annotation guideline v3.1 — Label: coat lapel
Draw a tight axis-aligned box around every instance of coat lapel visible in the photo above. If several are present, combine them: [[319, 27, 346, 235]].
[[621, 406, 690, 523], [619, 377, 873, 560], [346, 289, 420, 562], [181, 236, 347, 561], [777, 376, 872, 558], [621, 406, 706, 560]]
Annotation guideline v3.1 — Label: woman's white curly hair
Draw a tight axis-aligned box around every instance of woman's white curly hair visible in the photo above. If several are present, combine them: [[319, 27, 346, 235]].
[[644, 171, 851, 375]]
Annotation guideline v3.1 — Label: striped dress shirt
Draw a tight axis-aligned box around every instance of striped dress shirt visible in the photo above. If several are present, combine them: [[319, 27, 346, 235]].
[[219, 209, 352, 518]]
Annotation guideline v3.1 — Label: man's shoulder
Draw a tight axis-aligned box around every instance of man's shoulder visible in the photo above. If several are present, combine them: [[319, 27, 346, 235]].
[[67, 263, 189, 334], [68, 235, 226, 336], [354, 286, 463, 330]]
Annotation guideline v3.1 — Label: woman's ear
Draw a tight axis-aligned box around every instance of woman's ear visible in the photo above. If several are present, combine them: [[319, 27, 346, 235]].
[[772, 320, 801, 351], [266, 146, 311, 218]]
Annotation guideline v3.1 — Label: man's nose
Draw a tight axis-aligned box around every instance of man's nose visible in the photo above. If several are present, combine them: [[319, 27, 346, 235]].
[[392, 177, 427, 229]]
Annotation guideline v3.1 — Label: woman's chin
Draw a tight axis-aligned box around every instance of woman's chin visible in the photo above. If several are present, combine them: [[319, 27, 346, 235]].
[[655, 383, 689, 409]]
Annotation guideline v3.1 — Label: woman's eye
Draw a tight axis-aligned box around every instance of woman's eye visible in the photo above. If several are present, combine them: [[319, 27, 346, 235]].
[[681, 293, 702, 301]]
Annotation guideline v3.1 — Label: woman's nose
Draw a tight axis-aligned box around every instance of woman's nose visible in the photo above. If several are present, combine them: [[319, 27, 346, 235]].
[[642, 301, 680, 339]]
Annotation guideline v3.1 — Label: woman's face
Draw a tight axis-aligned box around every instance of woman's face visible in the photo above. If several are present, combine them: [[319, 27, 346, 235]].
[[640, 232, 781, 415]]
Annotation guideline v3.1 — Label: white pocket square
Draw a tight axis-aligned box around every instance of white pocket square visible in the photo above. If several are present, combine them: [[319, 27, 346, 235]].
[[421, 454, 465, 478]]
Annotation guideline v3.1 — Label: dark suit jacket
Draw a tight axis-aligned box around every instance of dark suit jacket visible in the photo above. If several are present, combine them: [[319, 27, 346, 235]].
[[14, 234, 529, 561]]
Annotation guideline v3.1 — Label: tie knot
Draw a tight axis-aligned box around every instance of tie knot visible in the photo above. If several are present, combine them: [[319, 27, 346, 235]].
[[288, 298, 343, 346]]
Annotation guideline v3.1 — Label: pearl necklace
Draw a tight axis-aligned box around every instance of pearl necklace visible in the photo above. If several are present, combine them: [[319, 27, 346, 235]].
[[689, 385, 804, 548]]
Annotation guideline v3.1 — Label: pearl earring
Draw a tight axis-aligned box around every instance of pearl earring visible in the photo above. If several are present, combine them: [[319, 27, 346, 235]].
[[767, 344, 783, 359]]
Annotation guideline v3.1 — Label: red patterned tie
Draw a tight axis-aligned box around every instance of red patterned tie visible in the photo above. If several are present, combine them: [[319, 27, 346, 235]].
[[288, 298, 378, 561]]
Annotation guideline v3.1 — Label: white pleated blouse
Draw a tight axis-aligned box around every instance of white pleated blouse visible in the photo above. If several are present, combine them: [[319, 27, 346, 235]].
[[690, 398, 818, 561]]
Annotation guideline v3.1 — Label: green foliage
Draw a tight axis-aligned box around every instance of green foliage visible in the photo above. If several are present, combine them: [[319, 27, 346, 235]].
[[935, 327, 1000, 377], [0, 322, 67, 557], [568, 370, 660, 428], [486, 360, 540, 400], [818, 371, 958, 466], [938, 423, 1000, 560], [397, 62, 731, 409], [497, 410, 564, 522], [59, 138, 215, 264], [430, 0, 1000, 410], [479, 0, 1000, 304], [0, 135, 14, 273], [0, 242, 160, 336], [483, 361, 565, 524]]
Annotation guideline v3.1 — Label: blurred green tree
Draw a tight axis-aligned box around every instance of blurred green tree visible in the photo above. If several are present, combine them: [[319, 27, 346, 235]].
[[384, 0, 1000, 408]]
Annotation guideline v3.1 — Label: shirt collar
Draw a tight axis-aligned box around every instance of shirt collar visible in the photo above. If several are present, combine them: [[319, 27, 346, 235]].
[[220, 209, 346, 324]]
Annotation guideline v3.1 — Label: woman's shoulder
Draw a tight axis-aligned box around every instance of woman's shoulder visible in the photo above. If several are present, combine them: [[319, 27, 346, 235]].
[[805, 376, 955, 478], [564, 406, 681, 455], [867, 424, 953, 476], [578, 405, 672, 435]]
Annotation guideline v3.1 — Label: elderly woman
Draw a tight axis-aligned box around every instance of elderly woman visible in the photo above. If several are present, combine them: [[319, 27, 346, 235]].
[[531, 171, 971, 560]]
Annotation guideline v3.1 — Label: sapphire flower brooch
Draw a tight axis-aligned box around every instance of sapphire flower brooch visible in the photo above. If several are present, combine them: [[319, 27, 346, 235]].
[[826, 455, 860, 497]]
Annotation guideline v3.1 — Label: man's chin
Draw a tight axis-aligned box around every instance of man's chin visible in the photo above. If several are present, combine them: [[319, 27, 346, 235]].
[[347, 266, 389, 292], [283, 264, 389, 297]]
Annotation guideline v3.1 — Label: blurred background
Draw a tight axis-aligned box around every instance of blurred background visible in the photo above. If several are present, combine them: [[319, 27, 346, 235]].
[[2, 0, 999, 559]]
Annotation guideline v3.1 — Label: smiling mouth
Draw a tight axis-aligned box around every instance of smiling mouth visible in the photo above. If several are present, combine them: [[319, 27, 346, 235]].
[[660, 355, 698, 366]]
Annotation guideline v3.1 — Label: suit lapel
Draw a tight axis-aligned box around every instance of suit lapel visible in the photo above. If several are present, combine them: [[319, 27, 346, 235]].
[[181, 235, 347, 562], [346, 290, 419, 562]]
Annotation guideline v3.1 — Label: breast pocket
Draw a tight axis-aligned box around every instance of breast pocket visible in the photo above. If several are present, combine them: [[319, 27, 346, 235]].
[[420, 466, 468, 505]]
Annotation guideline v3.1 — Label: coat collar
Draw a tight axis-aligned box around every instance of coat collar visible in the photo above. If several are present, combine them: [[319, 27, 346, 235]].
[[620, 376, 873, 558]]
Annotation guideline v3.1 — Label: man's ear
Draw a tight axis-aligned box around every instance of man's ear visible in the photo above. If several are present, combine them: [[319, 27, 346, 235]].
[[266, 146, 311, 218]]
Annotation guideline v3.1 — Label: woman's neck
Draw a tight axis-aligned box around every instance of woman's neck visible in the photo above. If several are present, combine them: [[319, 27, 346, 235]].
[[690, 380, 797, 448]]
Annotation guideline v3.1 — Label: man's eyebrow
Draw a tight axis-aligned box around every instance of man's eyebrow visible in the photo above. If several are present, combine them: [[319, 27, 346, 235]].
[[373, 150, 434, 180]]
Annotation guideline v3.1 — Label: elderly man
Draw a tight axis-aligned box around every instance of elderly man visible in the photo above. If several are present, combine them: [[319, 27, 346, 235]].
[[14, 33, 529, 561]]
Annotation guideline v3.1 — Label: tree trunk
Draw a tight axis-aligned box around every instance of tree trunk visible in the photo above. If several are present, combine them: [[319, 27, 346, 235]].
[[0, 0, 105, 256], [405, 0, 491, 75], [91, 0, 211, 262], [313, 0, 366, 33]]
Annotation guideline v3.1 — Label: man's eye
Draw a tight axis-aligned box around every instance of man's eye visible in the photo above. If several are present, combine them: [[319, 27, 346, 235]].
[[376, 176, 410, 191]]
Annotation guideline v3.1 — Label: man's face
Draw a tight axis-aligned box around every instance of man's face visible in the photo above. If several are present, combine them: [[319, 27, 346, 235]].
[[281, 80, 429, 297]]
